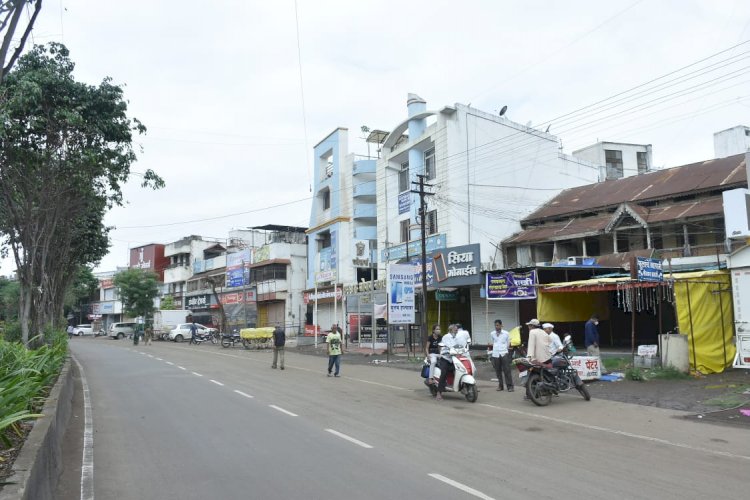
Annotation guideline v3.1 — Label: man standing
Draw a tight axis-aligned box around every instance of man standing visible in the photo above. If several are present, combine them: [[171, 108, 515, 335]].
[[67, 324, 75, 339], [326, 325, 342, 377], [272, 324, 286, 370], [189, 322, 198, 345], [526, 319, 550, 363], [489, 320, 513, 392], [584, 314, 606, 373]]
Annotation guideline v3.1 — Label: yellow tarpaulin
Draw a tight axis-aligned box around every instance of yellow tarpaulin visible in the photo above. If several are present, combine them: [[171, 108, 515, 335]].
[[673, 270, 735, 374], [537, 290, 611, 322]]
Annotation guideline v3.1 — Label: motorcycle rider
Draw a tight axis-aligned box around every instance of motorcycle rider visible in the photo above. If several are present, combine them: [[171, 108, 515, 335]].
[[524, 319, 549, 399], [455, 323, 472, 353], [436, 324, 468, 401], [424, 324, 442, 383]]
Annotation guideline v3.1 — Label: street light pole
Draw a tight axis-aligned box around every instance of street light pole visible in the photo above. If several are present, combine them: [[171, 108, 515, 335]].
[[413, 174, 433, 347]]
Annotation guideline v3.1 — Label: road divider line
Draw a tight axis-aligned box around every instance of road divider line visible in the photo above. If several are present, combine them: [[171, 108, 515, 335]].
[[428, 473, 494, 500], [166, 361, 174, 366], [233, 390, 254, 399], [478, 403, 750, 461], [147, 354, 154, 358], [155, 357, 163, 361], [325, 429, 373, 449], [269, 405, 298, 417], [72, 356, 95, 500], [177, 366, 186, 370], [192, 372, 203, 377], [210, 379, 224, 386]]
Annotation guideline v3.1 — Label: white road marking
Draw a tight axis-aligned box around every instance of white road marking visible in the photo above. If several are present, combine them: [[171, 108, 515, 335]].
[[155, 357, 163, 361], [269, 405, 298, 417], [210, 379, 224, 386], [428, 473, 495, 500], [191, 372, 203, 377], [233, 390, 254, 399], [165, 361, 174, 366], [72, 356, 95, 500], [147, 354, 154, 358], [325, 429, 373, 449], [177, 366, 186, 370], [479, 403, 750, 461]]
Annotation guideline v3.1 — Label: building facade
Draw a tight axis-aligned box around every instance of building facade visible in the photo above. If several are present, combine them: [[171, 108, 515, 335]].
[[572, 141, 653, 180], [714, 125, 750, 158]]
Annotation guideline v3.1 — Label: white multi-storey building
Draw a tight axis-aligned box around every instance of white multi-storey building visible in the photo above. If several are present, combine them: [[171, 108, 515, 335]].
[[714, 125, 750, 158], [572, 141, 653, 180]]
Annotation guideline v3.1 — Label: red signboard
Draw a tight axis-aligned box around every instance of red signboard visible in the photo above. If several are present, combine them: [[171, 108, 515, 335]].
[[129, 244, 168, 280]]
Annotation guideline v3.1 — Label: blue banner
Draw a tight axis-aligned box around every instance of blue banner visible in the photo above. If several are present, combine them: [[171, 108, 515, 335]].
[[636, 257, 663, 282], [398, 192, 410, 214], [486, 270, 537, 300]]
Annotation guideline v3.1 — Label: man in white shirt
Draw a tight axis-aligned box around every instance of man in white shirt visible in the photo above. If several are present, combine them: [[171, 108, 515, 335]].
[[544, 323, 563, 358], [436, 324, 462, 400], [489, 319, 513, 392], [455, 323, 472, 352]]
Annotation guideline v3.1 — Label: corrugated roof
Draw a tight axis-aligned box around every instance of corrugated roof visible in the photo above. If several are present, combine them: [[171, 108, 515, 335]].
[[525, 153, 746, 221]]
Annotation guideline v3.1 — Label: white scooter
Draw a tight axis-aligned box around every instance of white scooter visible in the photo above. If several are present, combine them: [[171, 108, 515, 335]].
[[423, 346, 478, 403]]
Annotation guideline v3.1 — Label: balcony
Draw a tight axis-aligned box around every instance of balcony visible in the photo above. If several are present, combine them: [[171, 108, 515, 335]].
[[355, 226, 377, 240], [353, 181, 376, 198], [353, 203, 376, 219], [353, 160, 376, 175]]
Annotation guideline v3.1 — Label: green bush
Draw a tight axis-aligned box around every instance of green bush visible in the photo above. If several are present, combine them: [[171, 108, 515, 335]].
[[647, 365, 690, 380], [0, 331, 67, 447], [625, 367, 645, 381]]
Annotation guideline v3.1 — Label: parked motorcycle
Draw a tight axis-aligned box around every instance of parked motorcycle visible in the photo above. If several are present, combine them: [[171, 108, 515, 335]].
[[221, 329, 241, 348], [422, 346, 478, 403], [190, 331, 217, 345], [516, 335, 591, 406]]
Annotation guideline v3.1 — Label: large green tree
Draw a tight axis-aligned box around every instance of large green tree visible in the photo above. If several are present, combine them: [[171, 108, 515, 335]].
[[0, 43, 163, 343], [113, 269, 159, 320]]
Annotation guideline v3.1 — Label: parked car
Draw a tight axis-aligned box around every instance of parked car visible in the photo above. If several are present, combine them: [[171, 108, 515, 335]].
[[74, 324, 95, 336], [109, 322, 137, 339], [168, 323, 217, 342]]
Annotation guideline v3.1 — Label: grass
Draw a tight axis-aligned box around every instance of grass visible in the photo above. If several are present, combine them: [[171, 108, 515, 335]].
[[603, 356, 630, 372], [647, 365, 692, 380], [704, 384, 750, 409]]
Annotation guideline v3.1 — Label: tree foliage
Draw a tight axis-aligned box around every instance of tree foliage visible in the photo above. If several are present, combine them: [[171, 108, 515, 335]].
[[159, 295, 176, 310], [0, 276, 18, 321], [113, 269, 158, 320], [0, 43, 164, 344]]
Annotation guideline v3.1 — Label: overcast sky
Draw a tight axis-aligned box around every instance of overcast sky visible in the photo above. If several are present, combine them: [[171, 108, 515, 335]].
[[2, 0, 749, 276]]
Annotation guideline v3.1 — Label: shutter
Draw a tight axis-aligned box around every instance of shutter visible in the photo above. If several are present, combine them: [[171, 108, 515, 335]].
[[470, 286, 519, 346]]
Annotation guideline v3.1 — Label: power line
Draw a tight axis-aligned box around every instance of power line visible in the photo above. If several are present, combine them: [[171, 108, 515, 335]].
[[294, 0, 312, 192]]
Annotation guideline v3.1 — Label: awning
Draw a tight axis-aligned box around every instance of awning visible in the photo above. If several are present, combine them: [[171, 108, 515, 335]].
[[542, 276, 668, 293]]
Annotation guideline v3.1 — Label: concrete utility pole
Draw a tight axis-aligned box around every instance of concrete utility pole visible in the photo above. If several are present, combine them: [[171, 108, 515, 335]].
[[412, 174, 434, 347]]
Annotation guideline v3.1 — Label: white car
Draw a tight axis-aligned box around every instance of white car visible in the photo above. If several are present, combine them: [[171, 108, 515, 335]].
[[74, 324, 95, 336], [168, 323, 217, 342]]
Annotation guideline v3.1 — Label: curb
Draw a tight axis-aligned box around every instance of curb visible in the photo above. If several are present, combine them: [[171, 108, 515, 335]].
[[0, 358, 74, 500]]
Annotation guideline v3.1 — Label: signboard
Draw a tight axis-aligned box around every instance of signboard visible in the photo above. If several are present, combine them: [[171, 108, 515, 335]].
[[99, 278, 114, 289], [734, 333, 750, 369], [226, 250, 251, 287], [220, 290, 256, 304], [303, 287, 342, 304], [350, 313, 388, 343], [387, 263, 415, 324], [398, 192, 410, 214], [637, 344, 658, 357], [486, 270, 537, 300], [412, 258, 433, 287], [381, 233, 446, 262], [435, 290, 459, 302], [430, 244, 482, 288], [254, 245, 271, 264], [636, 257, 663, 282], [330, 230, 338, 272], [570, 356, 602, 380], [352, 240, 371, 268], [185, 294, 211, 309], [315, 270, 336, 284], [130, 246, 154, 270], [722, 188, 750, 239]]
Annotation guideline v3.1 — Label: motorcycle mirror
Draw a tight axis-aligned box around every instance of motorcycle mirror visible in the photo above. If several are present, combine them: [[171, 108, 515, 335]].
[[563, 334, 572, 344]]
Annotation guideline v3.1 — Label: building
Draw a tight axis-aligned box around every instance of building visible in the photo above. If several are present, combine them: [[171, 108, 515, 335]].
[[714, 125, 750, 158], [306, 128, 378, 338], [572, 141, 653, 180], [163, 235, 222, 309], [375, 94, 602, 345]]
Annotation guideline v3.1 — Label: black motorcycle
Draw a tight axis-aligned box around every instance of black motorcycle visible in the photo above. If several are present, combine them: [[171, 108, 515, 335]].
[[221, 329, 241, 348], [516, 335, 591, 406]]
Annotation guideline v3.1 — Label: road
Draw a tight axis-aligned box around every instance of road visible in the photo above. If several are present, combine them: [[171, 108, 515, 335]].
[[57, 338, 750, 500]]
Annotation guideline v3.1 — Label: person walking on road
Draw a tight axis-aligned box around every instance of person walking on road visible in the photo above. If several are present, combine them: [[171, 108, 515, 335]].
[[67, 324, 75, 339], [489, 320, 513, 392], [144, 326, 153, 346], [326, 324, 342, 377], [189, 322, 198, 345], [584, 314, 607, 373], [272, 324, 286, 370]]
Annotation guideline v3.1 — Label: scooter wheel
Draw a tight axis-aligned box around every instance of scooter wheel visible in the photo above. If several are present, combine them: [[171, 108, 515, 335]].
[[464, 385, 478, 403]]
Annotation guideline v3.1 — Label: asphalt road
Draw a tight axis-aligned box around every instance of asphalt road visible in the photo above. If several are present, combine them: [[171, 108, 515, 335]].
[[57, 338, 750, 500]]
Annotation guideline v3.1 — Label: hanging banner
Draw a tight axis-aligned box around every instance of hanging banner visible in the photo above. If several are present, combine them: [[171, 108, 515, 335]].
[[486, 270, 538, 300], [387, 263, 415, 324], [398, 192, 410, 214]]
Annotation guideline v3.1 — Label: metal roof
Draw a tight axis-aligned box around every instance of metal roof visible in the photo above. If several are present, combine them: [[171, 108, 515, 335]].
[[524, 153, 746, 222]]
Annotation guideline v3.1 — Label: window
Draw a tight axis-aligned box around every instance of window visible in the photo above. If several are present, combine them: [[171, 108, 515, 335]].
[[322, 188, 330, 210], [400, 219, 410, 243], [426, 209, 438, 235], [318, 231, 331, 249], [605, 149, 623, 179], [320, 151, 333, 180], [399, 161, 409, 193], [424, 148, 436, 180], [250, 263, 287, 282], [637, 151, 648, 174]]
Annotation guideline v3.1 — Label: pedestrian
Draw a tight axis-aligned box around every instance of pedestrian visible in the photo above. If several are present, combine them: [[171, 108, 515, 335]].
[[133, 326, 140, 346], [524, 318, 549, 400], [144, 326, 153, 346], [272, 324, 286, 370], [189, 322, 198, 345], [424, 324, 442, 382], [67, 324, 75, 339], [326, 324, 342, 377], [584, 314, 607, 373], [489, 319, 513, 392]]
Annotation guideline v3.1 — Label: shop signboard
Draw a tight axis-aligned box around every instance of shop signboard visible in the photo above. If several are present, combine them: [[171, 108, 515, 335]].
[[185, 294, 211, 309], [303, 287, 342, 304], [570, 356, 602, 380], [330, 230, 338, 272], [411, 258, 433, 287], [226, 250, 251, 287], [398, 192, 410, 214], [435, 290, 459, 302], [130, 246, 154, 270], [220, 290, 256, 304], [430, 244, 482, 288], [100, 302, 115, 314], [636, 257, 663, 282], [387, 263, 415, 324], [381, 233, 446, 262], [486, 270, 537, 300], [352, 240, 371, 268]]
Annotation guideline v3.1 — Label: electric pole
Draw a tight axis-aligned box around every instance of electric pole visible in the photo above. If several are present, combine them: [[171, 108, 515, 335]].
[[412, 174, 434, 347]]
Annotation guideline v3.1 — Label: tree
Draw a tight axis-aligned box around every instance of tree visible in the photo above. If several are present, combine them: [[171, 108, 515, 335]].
[[113, 269, 158, 320], [159, 295, 176, 310], [0, 0, 43, 82], [64, 266, 99, 324], [0, 276, 19, 322], [0, 43, 164, 344]]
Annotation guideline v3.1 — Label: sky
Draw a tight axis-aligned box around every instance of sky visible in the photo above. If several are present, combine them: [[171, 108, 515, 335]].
[[1, 0, 749, 276]]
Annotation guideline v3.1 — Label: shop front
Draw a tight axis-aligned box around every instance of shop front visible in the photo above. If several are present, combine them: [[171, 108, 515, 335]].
[[303, 286, 343, 340], [344, 279, 388, 348], [184, 293, 216, 328], [219, 289, 257, 330]]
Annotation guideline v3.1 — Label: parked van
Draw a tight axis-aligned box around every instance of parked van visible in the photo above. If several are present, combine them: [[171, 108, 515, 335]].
[[109, 322, 137, 339]]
